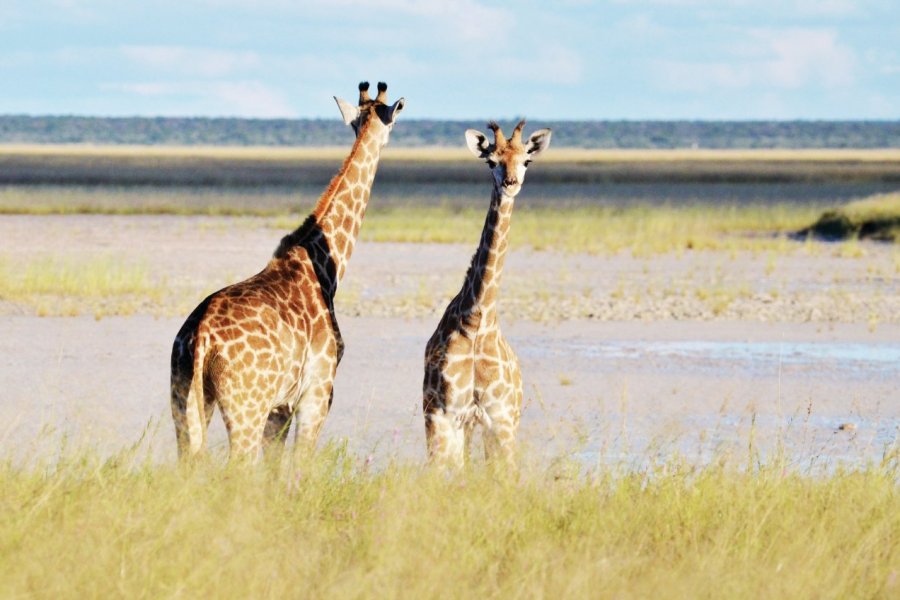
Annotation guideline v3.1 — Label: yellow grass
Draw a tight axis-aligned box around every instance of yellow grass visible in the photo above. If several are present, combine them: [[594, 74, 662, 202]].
[[0, 255, 152, 297], [839, 192, 900, 221], [0, 441, 897, 598], [355, 204, 822, 255], [0, 255, 169, 317]]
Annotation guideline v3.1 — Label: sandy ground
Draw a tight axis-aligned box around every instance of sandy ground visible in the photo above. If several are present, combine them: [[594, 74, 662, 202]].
[[2, 316, 898, 469], [1, 214, 899, 469]]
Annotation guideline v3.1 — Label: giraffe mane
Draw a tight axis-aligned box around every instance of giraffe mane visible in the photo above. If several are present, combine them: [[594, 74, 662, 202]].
[[273, 214, 318, 259]]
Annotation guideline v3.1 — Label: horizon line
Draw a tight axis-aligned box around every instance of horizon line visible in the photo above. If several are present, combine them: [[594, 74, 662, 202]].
[[1, 114, 899, 124]]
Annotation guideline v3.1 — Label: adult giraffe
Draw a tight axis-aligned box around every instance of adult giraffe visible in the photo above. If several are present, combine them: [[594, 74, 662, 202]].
[[423, 120, 551, 469], [171, 82, 405, 461]]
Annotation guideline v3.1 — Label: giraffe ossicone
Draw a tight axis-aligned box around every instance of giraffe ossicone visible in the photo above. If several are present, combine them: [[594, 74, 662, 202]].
[[423, 119, 552, 470], [170, 81, 404, 462]]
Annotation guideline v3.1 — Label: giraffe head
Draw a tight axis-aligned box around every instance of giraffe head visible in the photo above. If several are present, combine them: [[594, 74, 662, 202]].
[[465, 120, 552, 197], [334, 81, 405, 146]]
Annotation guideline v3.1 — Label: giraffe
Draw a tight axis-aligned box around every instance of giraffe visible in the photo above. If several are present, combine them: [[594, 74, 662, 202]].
[[170, 81, 405, 461], [423, 119, 552, 470]]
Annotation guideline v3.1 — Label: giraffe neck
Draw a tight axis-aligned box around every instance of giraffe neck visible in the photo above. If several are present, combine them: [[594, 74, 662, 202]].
[[459, 184, 514, 323], [310, 122, 381, 283], [274, 120, 383, 295]]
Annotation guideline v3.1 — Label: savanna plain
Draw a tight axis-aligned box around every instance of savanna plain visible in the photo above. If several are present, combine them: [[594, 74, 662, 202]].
[[1, 146, 899, 598]]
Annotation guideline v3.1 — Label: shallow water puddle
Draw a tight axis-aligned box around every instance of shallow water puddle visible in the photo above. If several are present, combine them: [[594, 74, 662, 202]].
[[555, 410, 900, 473], [521, 339, 900, 379], [517, 336, 900, 469]]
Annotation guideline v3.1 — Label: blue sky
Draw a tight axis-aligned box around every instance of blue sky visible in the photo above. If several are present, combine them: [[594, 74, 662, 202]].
[[1, 0, 898, 120]]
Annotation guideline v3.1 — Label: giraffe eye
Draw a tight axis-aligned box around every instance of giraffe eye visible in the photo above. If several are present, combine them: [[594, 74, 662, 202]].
[[524, 160, 532, 167], [487, 159, 498, 168]]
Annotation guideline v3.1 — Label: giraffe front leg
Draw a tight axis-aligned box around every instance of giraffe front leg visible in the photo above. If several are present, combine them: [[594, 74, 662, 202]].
[[481, 406, 519, 469], [424, 408, 467, 471], [424, 367, 474, 471], [478, 351, 523, 471], [464, 412, 478, 465], [424, 329, 475, 470]]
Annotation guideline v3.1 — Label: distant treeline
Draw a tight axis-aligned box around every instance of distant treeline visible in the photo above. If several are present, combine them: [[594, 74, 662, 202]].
[[0, 116, 898, 148]]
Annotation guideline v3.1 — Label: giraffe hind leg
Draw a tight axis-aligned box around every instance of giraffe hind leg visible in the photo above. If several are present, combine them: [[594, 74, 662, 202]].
[[170, 372, 210, 458], [262, 405, 293, 461], [171, 392, 190, 458], [171, 390, 216, 459], [223, 418, 266, 463], [218, 391, 269, 462]]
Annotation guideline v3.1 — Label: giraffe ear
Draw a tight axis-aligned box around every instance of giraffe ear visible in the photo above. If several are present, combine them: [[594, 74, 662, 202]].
[[524, 128, 552, 160], [465, 129, 491, 159], [334, 96, 360, 126], [384, 97, 405, 124]]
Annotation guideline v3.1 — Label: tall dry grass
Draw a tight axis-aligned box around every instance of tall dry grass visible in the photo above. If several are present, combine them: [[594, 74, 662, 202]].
[[1, 441, 897, 598]]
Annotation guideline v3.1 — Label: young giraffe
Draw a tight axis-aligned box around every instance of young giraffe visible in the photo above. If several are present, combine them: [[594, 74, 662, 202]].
[[423, 120, 552, 469], [171, 82, 405, 461]]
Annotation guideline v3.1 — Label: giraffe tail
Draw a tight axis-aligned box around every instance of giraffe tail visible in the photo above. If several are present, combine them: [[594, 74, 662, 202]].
[[184, 335, 208, 456]]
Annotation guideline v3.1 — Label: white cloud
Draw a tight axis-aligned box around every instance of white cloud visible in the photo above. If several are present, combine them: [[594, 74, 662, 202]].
[[615, 13, 670, 39], [0, 51, 36, 68], [121, 46, 261, 78], [212, 81, 295, 116], [494, 45, 584, 85], [194, 0, 511, 42], [276, 50, 428, 81], [609, 0, 872, 19], [864, 47, 900, 75], [103, 80, 295, 117], [654, 28, 855, 92], [753, 92, 790, 118], [361, 0, 510, 41], [610, 0, 859, 9], [107, 82, 173, 97], [864, 93, 896, 117], [756, 29, 855, 88], [654, 62, 752, 92], [792, 0, 860, 17], [0, 5, 22, 28], [9, 0, 111, 23]]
